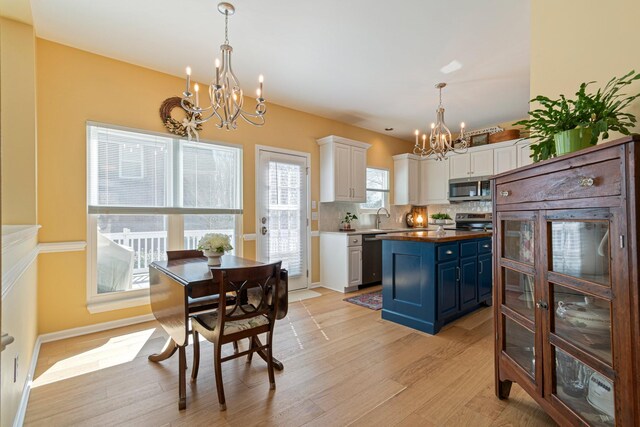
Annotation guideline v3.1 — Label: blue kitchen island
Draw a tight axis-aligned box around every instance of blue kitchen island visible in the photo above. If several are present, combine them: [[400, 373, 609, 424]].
[[378, 230, 493, 335]]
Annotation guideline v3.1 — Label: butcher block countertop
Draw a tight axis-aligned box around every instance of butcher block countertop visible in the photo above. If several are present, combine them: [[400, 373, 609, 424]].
[[377, 230, 493, 243]]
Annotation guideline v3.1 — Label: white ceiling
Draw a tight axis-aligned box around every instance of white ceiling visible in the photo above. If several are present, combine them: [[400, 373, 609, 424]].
[[31, 0, 530, 140]]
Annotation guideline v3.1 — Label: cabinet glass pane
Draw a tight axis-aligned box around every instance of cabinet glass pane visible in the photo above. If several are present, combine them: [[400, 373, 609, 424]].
[[503, 220, 534, 264], [504, 317, 535, 377], [550, 221, 610, 285], [553, 284, 612, 364], [503, 268, 535, 320], [555, 347, 615, 427]]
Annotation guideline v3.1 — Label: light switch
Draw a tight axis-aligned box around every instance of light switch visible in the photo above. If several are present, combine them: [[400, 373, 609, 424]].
[[312, 200, 317, 210], [311, 212, 318, 220]]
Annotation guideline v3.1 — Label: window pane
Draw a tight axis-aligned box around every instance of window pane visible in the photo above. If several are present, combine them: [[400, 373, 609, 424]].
[[366, 168, 388, 190], [362, 190, 384, 210], [504, 317, 535, 377], [96, 214, 167, 293], [89, 126, 171, 207], [184, 214, 237, 255], [181, 141, 241, 209], [503, 220, 534, 264], [503, 268, 535, 321]]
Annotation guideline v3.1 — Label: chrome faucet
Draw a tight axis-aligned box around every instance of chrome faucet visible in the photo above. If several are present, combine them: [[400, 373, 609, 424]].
[[375, 207, 391, 229]]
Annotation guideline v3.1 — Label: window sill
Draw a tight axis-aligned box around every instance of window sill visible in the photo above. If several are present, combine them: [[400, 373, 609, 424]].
[[87, 293, 150, 314]]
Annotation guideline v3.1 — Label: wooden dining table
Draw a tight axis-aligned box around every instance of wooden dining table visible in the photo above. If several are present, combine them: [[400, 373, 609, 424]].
[[148, 254, 288, 409]]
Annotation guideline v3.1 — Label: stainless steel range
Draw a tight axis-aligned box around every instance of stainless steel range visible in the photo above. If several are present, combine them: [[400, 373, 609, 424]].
[[447, 212, 493, 231]]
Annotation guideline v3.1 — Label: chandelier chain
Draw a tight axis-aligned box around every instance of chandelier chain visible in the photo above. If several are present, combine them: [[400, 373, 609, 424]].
[[224, 11, 229, 44]]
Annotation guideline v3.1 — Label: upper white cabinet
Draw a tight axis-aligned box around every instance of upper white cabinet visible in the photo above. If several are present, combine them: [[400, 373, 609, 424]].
[[493, 146, 518, 175], [419, 157, 450, 205], [517, 140, 534, 167], [393, 154, 419, 205], [318, 136, 371, 202], [449, 150, 494, 179]]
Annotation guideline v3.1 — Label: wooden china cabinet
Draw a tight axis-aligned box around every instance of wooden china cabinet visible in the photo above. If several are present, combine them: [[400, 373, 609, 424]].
[[491, 135, 640, 426]]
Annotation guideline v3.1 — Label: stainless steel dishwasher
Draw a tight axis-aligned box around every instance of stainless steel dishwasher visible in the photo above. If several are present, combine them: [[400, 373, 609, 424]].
[[361, 234, 382, 285]]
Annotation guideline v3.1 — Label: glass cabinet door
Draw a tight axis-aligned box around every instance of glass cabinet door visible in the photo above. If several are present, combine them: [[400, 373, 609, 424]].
[[503, 220, 535, 265]]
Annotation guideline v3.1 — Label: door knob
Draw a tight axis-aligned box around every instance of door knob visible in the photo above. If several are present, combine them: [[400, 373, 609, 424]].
[[1, 332, 14, 352], [261, 226, 268, 235]]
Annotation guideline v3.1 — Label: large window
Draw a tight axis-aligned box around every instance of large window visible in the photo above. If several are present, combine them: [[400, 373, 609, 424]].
[[361, 168, 390, 211], [87, 123, 242, 311]]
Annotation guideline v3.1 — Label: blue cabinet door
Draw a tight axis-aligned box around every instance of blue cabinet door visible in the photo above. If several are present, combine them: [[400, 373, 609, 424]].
[[477, 253, 492, 302], [437, 260, 459, 320], [459, 256, 478, 310]]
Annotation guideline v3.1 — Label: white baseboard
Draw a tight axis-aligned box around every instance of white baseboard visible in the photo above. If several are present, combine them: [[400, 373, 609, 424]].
[[310, 281, 322, 289], [39, 313, 156, 343], [13, 336, 41, 427]]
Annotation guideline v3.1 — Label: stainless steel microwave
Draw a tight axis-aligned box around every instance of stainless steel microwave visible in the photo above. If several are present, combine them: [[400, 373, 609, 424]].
[[448, 176, 492, 202]]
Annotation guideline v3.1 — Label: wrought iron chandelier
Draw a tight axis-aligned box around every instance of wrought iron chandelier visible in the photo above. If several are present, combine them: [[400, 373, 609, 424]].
[[180, 2, 266, 130], [413, 83, 468, 160]]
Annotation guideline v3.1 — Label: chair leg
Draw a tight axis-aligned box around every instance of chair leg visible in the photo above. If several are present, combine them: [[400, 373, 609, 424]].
[[191, 330, 200, 381], [233, 340, 239, 354], [246, 336, 255, 364], [213, 342, 226, 411], [266, 331, 276, 390]]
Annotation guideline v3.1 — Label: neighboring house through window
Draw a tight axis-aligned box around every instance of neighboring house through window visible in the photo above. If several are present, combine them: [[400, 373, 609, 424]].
[[86, 123, 243, 312]]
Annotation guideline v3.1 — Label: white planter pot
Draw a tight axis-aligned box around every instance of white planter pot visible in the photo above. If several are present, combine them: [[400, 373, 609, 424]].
[[203, 249, 223, 266]]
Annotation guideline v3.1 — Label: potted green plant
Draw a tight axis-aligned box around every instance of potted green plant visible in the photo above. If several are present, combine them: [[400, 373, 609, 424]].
[[430, 213, 452, 224], [515, 71, 640, 162], [341, 212, 358, 231]]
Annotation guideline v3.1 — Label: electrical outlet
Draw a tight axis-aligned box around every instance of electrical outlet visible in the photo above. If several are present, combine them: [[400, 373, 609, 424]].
[[312, 200, 317, 210], [311, 212, 318, 220], [13, 355, 18, 383]]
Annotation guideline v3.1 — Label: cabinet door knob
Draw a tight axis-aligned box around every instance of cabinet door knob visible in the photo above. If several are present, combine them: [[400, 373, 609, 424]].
[[445, 250, 453, 255], [579, 176, 594, 187], [483, 244, 490, 248], [500, 190, 511, 197], [535, 301, 549, 310], [352, 239, 358, 243], [456, 266, 461, 281], [479, 261, 483, 274]]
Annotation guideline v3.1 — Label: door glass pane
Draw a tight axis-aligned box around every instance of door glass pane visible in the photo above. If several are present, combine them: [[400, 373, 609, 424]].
[[553, 284, 611, 364], [550, 221, 610, 285], [184, 214, 237, 255], [555, 347, 615, 426], [503, 269, 535, 320], [96, 214, 167, 293], [503, 220, 534, 264], [504, 317, 535, 377]]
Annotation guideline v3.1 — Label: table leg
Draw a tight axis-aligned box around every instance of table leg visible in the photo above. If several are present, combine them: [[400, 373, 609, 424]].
[[253, 335, 284, 371], [148, 337, 178, 362], [178, 346, 186, 410]]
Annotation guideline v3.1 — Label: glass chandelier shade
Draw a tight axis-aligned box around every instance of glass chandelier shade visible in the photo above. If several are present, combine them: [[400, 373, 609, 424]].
[[413, 83, 468, 160], [180, 2, 266, 130]]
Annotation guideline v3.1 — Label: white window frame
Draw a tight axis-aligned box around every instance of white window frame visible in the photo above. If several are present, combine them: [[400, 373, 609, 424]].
[[360, 167, 390, 213], [86, 122, 243, 313]]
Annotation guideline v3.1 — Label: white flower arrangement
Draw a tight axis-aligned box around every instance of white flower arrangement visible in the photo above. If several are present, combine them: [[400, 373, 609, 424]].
[[197, 233, 233, 254]]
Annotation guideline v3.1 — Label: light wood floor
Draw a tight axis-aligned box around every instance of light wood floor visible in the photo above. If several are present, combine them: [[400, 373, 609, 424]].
[[25, 287, 555, 426]]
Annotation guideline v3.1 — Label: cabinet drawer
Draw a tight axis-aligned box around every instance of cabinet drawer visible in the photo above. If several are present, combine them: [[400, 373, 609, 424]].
[[437, 244, 458, 261], [478, 239, 492, 254], [347, 235, 362, 246], [496, 158, 621, 205], [460, 241, 477, 257]]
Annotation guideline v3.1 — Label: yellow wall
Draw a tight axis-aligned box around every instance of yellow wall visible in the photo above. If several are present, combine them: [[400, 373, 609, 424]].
[[531, 0, 640, 138], [36, 39, 413, 333], [1, 18, 37, 224]]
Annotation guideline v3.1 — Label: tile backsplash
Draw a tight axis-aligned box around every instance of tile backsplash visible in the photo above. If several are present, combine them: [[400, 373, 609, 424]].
[[319, 202, 412, 231], [319, 201, 492, 231]]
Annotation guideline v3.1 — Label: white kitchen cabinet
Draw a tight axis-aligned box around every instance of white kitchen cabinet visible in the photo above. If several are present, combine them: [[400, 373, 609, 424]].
[[320, 233, 363, 293], [348, 246, 362, 287], [393, 154, 419, 205], [517, 140, 534, 167], [418, 157, 450, 205], [318, 135, 371, 202], [449, 149, 494, 179], [493, 145, 518, 175]]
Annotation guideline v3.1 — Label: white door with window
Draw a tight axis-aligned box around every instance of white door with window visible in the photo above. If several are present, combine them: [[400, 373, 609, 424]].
[[256, 148, 310, 291]]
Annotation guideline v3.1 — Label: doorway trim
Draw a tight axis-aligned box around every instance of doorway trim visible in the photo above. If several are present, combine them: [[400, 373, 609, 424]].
[[254, 145, 312, 290]]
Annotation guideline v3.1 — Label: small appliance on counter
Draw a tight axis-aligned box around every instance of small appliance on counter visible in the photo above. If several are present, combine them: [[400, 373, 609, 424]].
[[446, 212, 493, 231]]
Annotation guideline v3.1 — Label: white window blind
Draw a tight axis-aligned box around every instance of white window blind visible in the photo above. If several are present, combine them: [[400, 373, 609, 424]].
[[88, 123, 242, 215]]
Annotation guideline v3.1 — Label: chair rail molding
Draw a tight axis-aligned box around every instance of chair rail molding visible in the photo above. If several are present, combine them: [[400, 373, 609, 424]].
[[38, 241, 87, 253]]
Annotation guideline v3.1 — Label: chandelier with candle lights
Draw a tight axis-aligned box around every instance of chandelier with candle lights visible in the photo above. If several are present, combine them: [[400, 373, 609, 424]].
[[413, 83, 468, 160], [180, 2, 266, 130]]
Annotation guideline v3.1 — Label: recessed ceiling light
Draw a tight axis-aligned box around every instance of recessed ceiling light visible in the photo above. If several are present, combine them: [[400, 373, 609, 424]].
[[440, 60, 462, 74], [385, 127, 394, 131]]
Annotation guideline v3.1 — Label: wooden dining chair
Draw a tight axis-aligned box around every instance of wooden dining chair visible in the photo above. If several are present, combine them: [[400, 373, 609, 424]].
[[190, 262, 282, 411]]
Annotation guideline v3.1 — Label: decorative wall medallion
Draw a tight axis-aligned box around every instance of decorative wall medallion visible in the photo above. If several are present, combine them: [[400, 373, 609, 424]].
[[159, 96, 203, 140]]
